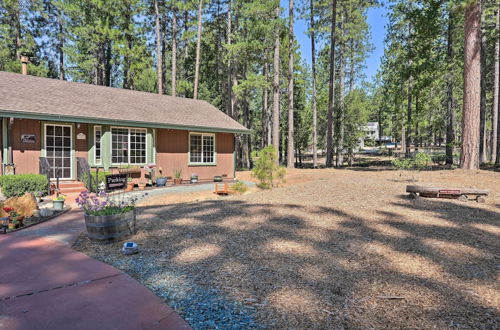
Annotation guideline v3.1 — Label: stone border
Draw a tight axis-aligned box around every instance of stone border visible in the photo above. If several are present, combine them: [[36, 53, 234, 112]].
[[3, 207, 72, 234]]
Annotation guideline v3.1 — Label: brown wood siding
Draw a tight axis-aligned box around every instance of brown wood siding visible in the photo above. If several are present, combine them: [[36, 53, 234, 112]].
[[8, 120, 235, 181], [156, 129, 234, 180], [12, 119, 41, 174], [75, 124, 88, 159]]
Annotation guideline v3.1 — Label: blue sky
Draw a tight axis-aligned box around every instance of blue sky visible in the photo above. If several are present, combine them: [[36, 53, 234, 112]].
[[282, 1, 389, 83]]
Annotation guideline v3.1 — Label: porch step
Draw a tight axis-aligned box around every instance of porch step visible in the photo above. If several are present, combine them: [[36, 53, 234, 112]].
[[52, 181, 86, 195], [59, 187, 87, 194], [58, 182, 86, 189]]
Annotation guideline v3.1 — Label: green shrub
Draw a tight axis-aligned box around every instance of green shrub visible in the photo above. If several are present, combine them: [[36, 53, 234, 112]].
[[251, 146, 286, 189], [413, 152, 432, 170], [0, 174, 48, 198], [81, 171, 111, 192], [431, 153, 447, 164], [391, 157, 413, 170], [232, 181, 249, 193], [391, 152, 432, 171]]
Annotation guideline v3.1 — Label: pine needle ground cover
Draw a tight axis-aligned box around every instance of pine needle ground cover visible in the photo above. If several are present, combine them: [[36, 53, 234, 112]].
[[74, 168, 500, 329]]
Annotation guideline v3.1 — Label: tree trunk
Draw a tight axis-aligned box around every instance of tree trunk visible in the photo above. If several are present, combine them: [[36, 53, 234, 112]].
[[492, 5, 499, 163], [272, 4, 281, 163], [57, 8, 65, 80], [479, 22, 487, 163], [227, 3, 233, 117], [287, 0, 295, 168], [122, 5, 133, 89], [105, 41, 112, 87], [326, 0, 338, 168], [262, 62, 270, 148], [446, 8, 455, 165], [406, 74, 413, 157], [171, 6, 177, 96], [461, 0, 481, 170], [336, 34, 345, 167], [193, 0, 203, 99], [154, 0, 163, 94], [310, 0, 318, 168]]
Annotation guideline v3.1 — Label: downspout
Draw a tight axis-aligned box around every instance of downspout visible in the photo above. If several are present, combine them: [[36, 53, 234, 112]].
[[233, 134, 236, 180], [8, 118, 14, 164]]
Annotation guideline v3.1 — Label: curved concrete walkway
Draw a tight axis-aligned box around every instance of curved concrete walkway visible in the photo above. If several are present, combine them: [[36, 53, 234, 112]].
[[0, 210, 191, 330]]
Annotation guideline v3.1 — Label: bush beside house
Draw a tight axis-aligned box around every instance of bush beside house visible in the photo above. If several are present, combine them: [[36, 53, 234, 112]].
[[0, 174, 48, 198]]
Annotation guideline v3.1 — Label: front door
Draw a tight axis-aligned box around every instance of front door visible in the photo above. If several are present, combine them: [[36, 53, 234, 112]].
[[44, 124, 73, 179]]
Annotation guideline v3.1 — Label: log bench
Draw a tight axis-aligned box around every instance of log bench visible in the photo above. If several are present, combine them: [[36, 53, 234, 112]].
[[406, 185, 489, 203]]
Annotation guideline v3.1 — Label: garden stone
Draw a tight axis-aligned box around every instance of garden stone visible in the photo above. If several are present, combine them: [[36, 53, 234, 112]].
[[39, 207, 54, 218], [3, 193, 38, 217]]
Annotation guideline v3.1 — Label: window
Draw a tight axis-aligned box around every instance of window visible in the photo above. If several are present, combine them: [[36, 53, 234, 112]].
[[111, 127, 147, 164], [94, 126, 102, 165], [190, 133, 215, 164]]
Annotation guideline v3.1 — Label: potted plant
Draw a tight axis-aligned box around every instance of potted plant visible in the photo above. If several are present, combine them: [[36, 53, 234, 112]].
[[4, 207, 21, 229], [125, 177, 135, 191], [138, 182, 147, 190], [76, 190, 140, 244], [52, 195, 66, 210], [173, 169, 182, 185], [156, 176, 168, 187], [190, 174, 199, 184]]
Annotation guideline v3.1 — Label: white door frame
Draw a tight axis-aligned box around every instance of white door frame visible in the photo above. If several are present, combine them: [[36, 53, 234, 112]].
[[42, 123, 74, 180]]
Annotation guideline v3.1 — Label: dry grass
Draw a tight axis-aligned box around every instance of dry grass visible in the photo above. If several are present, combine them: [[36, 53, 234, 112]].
[[75, 167, 500, 329]]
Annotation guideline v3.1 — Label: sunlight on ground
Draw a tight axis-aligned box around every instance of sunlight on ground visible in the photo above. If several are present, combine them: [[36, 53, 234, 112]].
[[173, 243, 222, 264]]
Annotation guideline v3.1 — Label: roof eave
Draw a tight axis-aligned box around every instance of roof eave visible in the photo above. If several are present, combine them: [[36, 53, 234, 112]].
[[0, 109, 251, 134]]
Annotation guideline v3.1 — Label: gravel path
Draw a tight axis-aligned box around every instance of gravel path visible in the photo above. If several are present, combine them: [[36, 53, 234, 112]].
[[74, 168, 500, 329]]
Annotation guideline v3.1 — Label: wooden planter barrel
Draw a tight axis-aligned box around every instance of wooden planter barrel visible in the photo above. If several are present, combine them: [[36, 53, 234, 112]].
[[118, 167, 141, 175], [84, 210, 136, 244]]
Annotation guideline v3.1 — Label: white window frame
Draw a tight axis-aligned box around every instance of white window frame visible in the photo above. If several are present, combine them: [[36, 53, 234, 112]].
[[188, 132, 216, 165], [110, 126, 148, 165], [94, 126, 102, 165]]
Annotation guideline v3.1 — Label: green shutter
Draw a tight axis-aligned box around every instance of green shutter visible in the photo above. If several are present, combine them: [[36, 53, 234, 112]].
[[101, 125, 111, 171], [88, 124, 95, 167]]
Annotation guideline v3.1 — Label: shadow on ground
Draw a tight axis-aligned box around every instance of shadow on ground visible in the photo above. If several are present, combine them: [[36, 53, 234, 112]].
[[76, 193, 500, 329]]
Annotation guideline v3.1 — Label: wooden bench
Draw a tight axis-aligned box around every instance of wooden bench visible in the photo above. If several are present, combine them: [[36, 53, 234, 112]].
[[406, 185, 489, 203]]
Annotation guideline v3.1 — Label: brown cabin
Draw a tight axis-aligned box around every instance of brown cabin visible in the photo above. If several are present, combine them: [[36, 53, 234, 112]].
[[0, 71, 248, 183]]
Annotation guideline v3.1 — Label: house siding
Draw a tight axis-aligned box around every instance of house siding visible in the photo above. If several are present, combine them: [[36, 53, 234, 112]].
[[156, 129, 235, 180], [12, 119, 41, 174], [4, 119, 235, 181]]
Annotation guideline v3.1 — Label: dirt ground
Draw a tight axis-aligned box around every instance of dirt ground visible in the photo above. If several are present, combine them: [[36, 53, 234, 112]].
[[75, 167, 500, 329]]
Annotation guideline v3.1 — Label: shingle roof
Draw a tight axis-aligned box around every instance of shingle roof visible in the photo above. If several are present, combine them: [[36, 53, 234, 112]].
[[0, 71, 249, 134]]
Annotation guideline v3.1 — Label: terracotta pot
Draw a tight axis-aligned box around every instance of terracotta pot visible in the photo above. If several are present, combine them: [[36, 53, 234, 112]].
[[138, 184, 146, 191], [125, 182, 134, 191], [174, 178, 182, 185]]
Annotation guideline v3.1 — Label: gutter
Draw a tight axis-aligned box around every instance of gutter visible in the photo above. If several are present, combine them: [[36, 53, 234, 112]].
[[0, 109, 251, 135]]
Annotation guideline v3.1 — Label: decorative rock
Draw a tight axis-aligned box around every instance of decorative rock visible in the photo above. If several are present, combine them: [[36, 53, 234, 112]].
[[3, 193, 38, 217], [122, 242, 139, 255], [39, 207, 54, 218]]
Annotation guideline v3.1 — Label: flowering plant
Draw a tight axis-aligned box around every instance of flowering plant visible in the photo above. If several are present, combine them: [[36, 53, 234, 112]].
[[3, 207, 20, 223], [76, 191, 145, 216]]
